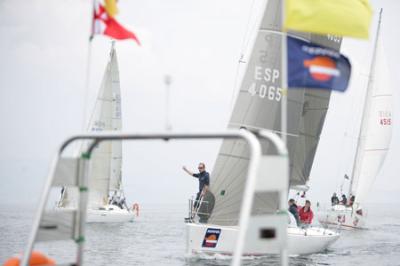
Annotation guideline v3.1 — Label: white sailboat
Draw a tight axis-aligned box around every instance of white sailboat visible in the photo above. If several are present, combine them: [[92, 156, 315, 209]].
[[186, 0, 339, 256], [59, 42, 135, 223], [318, 10, 392, 229]]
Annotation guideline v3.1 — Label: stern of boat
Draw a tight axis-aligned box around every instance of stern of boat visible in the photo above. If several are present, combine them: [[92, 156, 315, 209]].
[[87, 205, 135, 223]]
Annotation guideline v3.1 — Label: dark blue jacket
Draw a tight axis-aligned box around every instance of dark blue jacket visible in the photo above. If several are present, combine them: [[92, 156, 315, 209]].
[[193, 171, 210, 192], [289, 204, 300, 226]]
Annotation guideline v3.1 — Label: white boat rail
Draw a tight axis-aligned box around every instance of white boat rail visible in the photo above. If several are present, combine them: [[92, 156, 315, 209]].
[[20, 129, 287, 266], [231, 130, 289, 266]]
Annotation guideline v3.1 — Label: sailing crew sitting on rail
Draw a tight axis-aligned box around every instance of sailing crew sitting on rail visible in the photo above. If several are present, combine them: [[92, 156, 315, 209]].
[[340, 194, 347, 205], [288, 199, 300, 226], [118, 196, 128, 210], [348, 195, 355, 207], [331, 192, 339, 206], [298, 200, 314, 225], [183, 163, 210, 209], [109, 192, 120, 206]]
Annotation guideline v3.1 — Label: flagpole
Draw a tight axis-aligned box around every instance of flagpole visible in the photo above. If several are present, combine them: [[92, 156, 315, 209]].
[[164, 75, 172, 131], [281, 0, 287, 146], [280, 1, 288, 266], [77, 2, 94, 262], [82, 41, 92, 131], [81, 0, 95, 132]]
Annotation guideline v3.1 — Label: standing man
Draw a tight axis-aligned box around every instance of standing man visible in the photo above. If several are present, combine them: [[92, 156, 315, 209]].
[[183, 163, 210, 210]]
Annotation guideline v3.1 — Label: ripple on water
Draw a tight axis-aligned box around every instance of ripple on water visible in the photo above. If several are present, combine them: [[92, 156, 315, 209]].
[[2, 204, 400, 265]]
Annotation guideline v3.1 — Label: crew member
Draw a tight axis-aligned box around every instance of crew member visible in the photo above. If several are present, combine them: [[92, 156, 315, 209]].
[[183, 163, 210, 210], [341, 194, 347, 205], [299, 200, 314, 225], [288, 199, 300, 226], [331, 192, 339, 206]]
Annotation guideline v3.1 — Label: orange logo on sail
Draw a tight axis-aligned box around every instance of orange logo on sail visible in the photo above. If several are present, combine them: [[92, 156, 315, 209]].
[[303, 56, 340, 81]]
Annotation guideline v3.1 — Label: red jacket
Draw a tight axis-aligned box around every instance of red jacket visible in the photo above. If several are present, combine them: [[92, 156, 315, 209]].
[[298, 207, 314, 224]]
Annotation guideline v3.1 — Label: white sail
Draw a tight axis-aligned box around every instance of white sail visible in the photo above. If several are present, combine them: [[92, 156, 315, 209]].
[[87, 44, 123, 208], [350, 21, 392, 206]]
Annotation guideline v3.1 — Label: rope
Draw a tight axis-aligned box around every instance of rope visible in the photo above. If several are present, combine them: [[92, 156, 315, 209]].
[[229, 0, 260, 111]]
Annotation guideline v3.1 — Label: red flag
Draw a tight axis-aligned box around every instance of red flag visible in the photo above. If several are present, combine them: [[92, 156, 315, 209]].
[[92, 2, 140, 45]]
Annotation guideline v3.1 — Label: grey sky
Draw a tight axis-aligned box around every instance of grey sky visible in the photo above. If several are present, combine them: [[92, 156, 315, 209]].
[[0, 0, 399, 207]]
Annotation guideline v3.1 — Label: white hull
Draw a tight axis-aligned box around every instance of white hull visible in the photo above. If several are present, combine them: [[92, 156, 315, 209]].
[[186, 223, 339, 256], [318, 205, 365, 229], [86, 205, 135, 223]]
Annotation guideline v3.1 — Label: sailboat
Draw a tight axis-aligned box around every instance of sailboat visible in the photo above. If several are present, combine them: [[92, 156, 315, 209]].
[[318, 10, 392, 229], [186, 0, 340, 256], [58, 42, 135, 223]]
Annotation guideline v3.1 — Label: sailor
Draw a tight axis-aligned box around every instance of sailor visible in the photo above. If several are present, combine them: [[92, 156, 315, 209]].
[[348, 195, 355, 207], [118, 196, 128, 210], [288, 199, 300, 226], [298, 200, 314, 225], [331, 192, 339, 206], [340, 194, 347, 205], [109, 192, 120, 206], [183, 163, 210, 210]]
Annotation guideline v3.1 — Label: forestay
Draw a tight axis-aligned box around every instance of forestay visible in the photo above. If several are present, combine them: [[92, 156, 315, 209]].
[[208, 0, 342, 226]]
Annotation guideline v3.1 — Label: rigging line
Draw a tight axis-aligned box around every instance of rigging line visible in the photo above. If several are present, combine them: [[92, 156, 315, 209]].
[[334, 74, 364, 191], [229, 0, 258, 111]]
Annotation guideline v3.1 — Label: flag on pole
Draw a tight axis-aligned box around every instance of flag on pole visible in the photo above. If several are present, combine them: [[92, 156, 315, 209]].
[[92, 1, 140, 45], [284, 0, 372, 39], [287, 36, 351, 92], [104, 0, 119, 17]]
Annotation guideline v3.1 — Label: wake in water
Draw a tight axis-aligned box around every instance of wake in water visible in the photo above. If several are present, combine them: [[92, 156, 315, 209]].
[[185, 252, 282, 266]]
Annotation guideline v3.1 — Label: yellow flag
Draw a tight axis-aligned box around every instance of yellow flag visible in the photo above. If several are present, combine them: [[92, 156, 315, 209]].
[[284, 0, 372, 39], [105, 0, 119, 17]]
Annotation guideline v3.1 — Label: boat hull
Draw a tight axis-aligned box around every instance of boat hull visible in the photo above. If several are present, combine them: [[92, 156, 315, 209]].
[[318, 205, 365, 229], [86, 205, 135, 223], [186, 223, 339, 255]]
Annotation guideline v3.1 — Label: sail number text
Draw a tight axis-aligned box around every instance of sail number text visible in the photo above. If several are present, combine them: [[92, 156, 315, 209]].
[[379, 111, 392, 126], [248, 66, 282, 102]]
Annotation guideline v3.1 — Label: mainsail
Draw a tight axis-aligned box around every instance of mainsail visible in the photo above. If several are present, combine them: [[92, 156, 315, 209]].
[[61, 44, 123, 209], [208, 0, 342, 226], [349, 15, 392, 206]]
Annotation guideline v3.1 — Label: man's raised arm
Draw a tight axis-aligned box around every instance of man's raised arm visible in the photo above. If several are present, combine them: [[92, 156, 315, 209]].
[[182, 166, 194, 176]]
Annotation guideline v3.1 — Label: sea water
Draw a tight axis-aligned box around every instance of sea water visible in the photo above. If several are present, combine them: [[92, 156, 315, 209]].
[[1, 203, 400, 266]]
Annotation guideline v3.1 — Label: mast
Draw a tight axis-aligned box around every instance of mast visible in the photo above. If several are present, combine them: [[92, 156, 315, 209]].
[[347, 9, 383, 197]]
